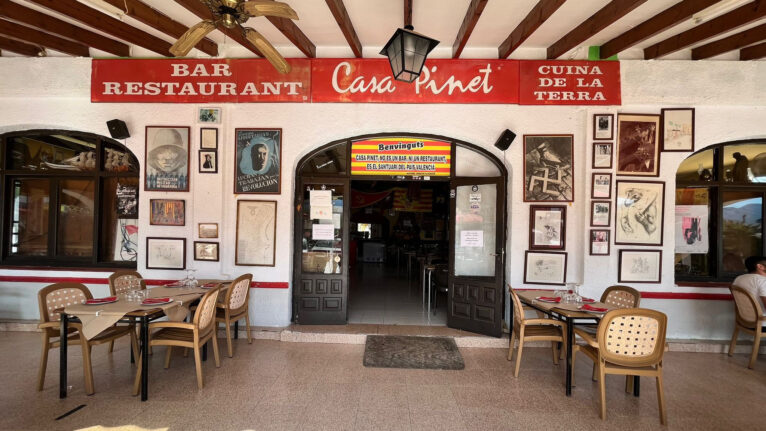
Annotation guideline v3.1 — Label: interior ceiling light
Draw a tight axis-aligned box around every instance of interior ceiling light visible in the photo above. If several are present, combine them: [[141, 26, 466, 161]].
[[380, 25, 439, 83], [691, 0, 750, 24]]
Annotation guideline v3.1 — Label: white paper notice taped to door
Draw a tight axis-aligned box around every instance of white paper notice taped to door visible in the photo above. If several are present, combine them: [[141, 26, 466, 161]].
[[460, 230, 484, 247], [309, 190, 333, 220], [312, 223, 335, 240]]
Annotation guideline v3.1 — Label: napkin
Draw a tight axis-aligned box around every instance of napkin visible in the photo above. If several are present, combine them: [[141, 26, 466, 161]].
[[201, 282, 218, 288], [142, 297, 171, 305], [85, 296, 117, 304], [165, 281, 184, 287], [538, 296, 561, 303], [582, 304, 608, 312], [582, 298, 595, 303]]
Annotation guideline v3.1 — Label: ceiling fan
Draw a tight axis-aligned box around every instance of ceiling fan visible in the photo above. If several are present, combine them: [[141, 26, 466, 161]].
[[170, 0, 299, 74]]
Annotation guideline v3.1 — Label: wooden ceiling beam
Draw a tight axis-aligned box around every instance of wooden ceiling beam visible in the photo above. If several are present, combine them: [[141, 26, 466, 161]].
[[740, 40, 766, 60], [99, 0, 217, 56], [498, 0, 566, 59], [452, 0, 488, 58], [325, 0, 362, 57], [28, 0, 173, 56], [547, 0, 647, 59], [600, 0, 720, 59], [0, 1, 129, 57], [263, 3, 316, 58], [644, 0, 766, 59], [692, 22, 766, 59], [173, 0, 263, 57], [0, 34, 43, 56], [0, 18, 89, 56], [404, 0, 412, 27]]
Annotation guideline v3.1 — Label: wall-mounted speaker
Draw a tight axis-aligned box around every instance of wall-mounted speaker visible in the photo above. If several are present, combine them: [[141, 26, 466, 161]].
[[494, 129, 516, 151], [106, 119, 130, 139]]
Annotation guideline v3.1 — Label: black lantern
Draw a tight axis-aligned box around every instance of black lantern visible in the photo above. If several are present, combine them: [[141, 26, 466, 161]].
[[379, 25, 439, 83]]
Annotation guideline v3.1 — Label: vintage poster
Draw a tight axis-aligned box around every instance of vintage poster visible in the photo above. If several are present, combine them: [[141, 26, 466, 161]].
[[675, 205, 708, 254], [115, 183, 138, 218], [235, 129, 281, 194], [523, 135, 573, 202], [112, 219, 138, 262], [144, 126, 190, 191]]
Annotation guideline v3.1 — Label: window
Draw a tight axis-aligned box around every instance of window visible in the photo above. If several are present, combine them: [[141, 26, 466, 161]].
[[1, 131, 139, 268], [675, 140, 766, 283]]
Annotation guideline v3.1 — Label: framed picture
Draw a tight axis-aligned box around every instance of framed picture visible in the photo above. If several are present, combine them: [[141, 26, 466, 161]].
[[523, 134, 574, 202], [194, 241, 219, 261], [198, 223, 219, 239], [234, 128, 282, 194], [589, 230, 610, 256], [591, 173, 612, 199], [236, 200, 277, 266], [146, 237, 186, 270], [593, 114, 614, 140], [144, 126, 190, 191], [198, 107, 221, 124], [616, 114, 660, 177], [524, 251, 567, 285], [115, 182, 138, 218], [591, 201, 611, 227], [619, 250, 662, 283], [615, 180, 665, 245], [661, 108, 695, 152], [592, 142, 613, 169], [149, 199, 185, 226], [529, 205, 566, 250], [200, 128, 218, 149], [199, 150, 217, 173]]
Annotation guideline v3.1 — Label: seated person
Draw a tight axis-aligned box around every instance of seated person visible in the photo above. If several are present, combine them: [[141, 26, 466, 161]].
[[732, 256, 766, 316]]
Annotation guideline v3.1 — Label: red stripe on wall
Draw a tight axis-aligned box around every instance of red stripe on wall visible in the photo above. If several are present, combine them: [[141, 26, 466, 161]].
[[516, 288, 733, 301], [0, 276, 289, 289]]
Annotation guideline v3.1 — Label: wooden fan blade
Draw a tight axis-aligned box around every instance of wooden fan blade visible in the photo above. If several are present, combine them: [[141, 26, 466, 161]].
[[244, 28, 291, 74], [170, 20, 217, 57], [241, 1, 299, 20]]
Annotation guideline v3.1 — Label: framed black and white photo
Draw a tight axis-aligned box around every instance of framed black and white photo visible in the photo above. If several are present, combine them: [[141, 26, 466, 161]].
[[523, 134, 574, 202], [200, 128, 218, 149], [198, 223, 219, 239], [619, 250, 662, 283], [661, 108, 695, 152], [198, 107, 221, 124], [591, 201, 611, 227], [616, 114, 661, 177], [115, 182, 138, 218], [589, 230, 610, 256], [199, 150, 217, 173], [144, 126, 190, 192], [524, 251, 567, 285], [235, 128, 281, 194], [146, 237, 186, 270], [592, 142, 613, 169], [194, 241, 219, 261], [593, 114, 614, 140], [591, 173, 612, 199], [615, 180, 665, 245], [529, 205, 566, 250]]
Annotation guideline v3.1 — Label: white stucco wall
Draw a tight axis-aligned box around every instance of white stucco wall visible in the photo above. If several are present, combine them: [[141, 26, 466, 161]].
[[0, 58, 764, 340]]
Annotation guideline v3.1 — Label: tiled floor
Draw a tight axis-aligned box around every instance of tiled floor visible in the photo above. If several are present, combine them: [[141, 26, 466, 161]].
[[1, 331, 764, 430]]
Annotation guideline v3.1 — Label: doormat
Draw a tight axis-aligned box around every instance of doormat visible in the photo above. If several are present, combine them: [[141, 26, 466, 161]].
[[363, 335, 465, 370]]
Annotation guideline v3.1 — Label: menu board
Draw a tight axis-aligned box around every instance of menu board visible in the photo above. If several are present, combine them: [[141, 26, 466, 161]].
[[351, 137, 451, 177]]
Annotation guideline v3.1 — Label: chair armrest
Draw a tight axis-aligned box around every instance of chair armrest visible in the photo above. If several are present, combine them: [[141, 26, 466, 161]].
[[574, 328, 598, 347], [149, 321, 194, 330], [38, 322, 60, 330], [525, 318, 564, 327]]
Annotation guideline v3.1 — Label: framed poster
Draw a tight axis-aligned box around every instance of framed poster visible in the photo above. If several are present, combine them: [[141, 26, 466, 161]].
[[619, 250, 662, 283], [198, 223, 219, 239], [661, 108, 695, 152], [590, 201, 611, 227], [234, 128, 281, 194], [200, 128, 218, 149], [144, 126, 190, 191], [524, 251, 567, 285], [115, 183, 138, 218], [616, 114, 660, 177], [589, 230, 610, 256], [591, 173, 612, 199], [675, 205, 708, 254], [592, 142, 613, 169], [146, 237, 186, 270], [615, 180, 665, 245], [593, 114, 614, 140], [198, 107, 221, 124], [199, 150, 217, 173], [529, 205, 566, 250], [149, 199, 185, 226], [236, 200, 277, 266], [194, 241, 219, 261], [523, 134, 574, 202]]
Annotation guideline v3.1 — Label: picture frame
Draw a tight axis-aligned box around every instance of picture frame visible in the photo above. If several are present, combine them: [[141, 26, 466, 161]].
[[198, 107, 221, 124], [592, 142, 613, 169], [589, 230, 610, 256], [200, 128, 218, 149], [615, 180, 665, 245], [198, 223, 219, 239], [149, 199, 185, 226], [146, 237, 186, 270], [590, 200, 611, 227], [194, 241, 219, 261], [144, 126, 190, 192], [616, 113, 661, 177], [593, 114, 614, 140], [618, 249, 662, 283], [523, 134, 574, 202], [235, 200, 277, 266], [199, 150, 217, 173], [529, 205, 566, 250], [591, 173, 612, 199], [524, 251, 567, 285], [661, 108, 695, 152], [234, 128, 282, 194]]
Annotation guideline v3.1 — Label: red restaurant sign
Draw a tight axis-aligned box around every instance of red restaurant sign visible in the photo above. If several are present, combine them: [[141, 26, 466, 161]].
[[91, 58, 620, 105]]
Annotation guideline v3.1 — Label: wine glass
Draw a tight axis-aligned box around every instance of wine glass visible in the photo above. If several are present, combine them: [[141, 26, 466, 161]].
[[187, 268, 198, 289]]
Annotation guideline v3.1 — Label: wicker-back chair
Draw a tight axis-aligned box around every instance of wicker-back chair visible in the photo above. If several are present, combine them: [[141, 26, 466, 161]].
[[601, 285, 641, 308], [216, 273, 254, 357], [728, 285, 765, 369], [507, 286, 566, 377], [108, 270, 146, 296]]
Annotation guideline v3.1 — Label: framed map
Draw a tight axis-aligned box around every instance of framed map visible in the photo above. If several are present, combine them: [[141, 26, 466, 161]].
[[236, 200, 277, 266]]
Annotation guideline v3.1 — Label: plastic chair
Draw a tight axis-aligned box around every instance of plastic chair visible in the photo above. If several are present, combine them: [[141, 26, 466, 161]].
[[215, 273, 254, 357], [107, 270, 146, 353], [728, 285, 766, 369], [507, 286, 566, 377]]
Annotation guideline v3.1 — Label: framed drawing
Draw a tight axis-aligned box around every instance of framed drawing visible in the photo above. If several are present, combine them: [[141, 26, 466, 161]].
[[619, 250, 662, 283], [199, 150, 217, 173], [589, 230, 610, 256], [661, 108, 695, 152], [592, 142, 613, 169], [198, 107, 221, 124], [144, 126, 190, 191], [523, 134, 574, 202], [615, 180, 665, 245], [593, 114, 614, 140], [198, 223, 219, 239], [591, 173, 612, 199], [590, 201, 611, 227], [234, 128, 281, 194], [529, 205, 566, 250], [149, 199, 185, 226], [194, 241, 219, 261], [146, 237, 186, 270], [524, 251, 567, 285], [200, 128, 218, 149], [236, 200, 277, 266], [616, 114, 660, 177]]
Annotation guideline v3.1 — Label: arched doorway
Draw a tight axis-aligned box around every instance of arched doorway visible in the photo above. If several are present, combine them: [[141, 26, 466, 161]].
[[293, 133, 507, 337]]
